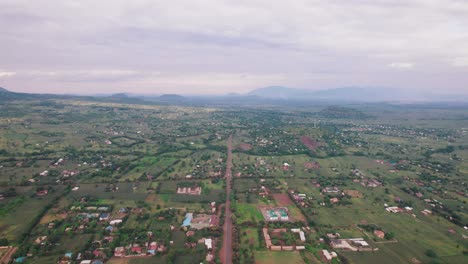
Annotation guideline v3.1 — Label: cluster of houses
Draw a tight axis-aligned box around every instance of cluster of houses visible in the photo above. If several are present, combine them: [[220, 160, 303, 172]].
[[384, 204, 413, 214], [114, 241, 166, 257], [322, 186, 341, 194], [176, 186, 202, 195], [360, 178, 382, 188], [183, 235, 215, 262], [291, 192, 308, 207], [180, 204, 218, 262]]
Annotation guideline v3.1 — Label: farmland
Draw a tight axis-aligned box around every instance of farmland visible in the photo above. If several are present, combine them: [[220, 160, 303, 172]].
[[0, 97, 467, 264]]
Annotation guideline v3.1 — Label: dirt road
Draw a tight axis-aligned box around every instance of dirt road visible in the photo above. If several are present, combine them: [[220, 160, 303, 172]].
[[220, 135, 233, 264]]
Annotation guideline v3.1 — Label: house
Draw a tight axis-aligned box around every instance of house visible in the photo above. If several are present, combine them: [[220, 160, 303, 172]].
[[204, 238, 213, 249], [320, 250, 338, 262], [36, 189, 48, 196], [299, 231, 306, 242], [97, 206, 109, 212], [330, 198, 339, 204], [131, 245, 143, 254], [99, 213, 110, 221], [322, 187, 340, 193], [374, 230, 385, 239], [93, 250, 104, 258], [40, 170, 49, 176], [206, 253, 214, 262], [35, 236, 47, 245], [351, 239, 369, 247], [110, 219, 123, 225], [147, 242, 158, 251], [326, 233, 340, 239], [114, 247, 125, 257], [421, 209, 432, 215], [385, 206, 401, 213]]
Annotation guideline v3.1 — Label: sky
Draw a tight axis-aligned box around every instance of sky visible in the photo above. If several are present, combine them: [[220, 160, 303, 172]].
[[1, 0, 468, 95]]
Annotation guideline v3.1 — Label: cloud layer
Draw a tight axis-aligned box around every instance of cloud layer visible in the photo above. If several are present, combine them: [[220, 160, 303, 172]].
[[1, 0, 467, 94]]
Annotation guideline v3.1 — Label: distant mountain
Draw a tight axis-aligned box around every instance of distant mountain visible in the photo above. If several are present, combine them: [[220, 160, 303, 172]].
[[247, 86, 314, 99], [247, 86, 425, 102], [0, 87, 11, 93], [158, 94, 187, 102], [109, 93, 129, 98]]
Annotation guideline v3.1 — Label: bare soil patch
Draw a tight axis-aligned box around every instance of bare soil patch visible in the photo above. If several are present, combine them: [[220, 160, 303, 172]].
[[300, 136, 321, 151], [238, 143, 253, 151], [272, 193, 294, 206], [304, 161, 320, 169], [343, 190, 363, 198]]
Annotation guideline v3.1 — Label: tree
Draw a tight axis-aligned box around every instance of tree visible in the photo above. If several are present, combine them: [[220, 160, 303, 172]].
[[384, 231, 395, 240], [0, 238, 8, 246], [425, 249, 438, 258]]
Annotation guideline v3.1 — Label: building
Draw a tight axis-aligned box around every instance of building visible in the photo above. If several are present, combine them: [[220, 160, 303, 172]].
[[181, 213, 193, 227], [114, 247, 125, 258], [109, 219, 122, 225], [99, 213, 110, 221], [320, 250, 338, 262], [267, 210, 278, 221], [385, 206, 401, 213], [374, 230, 385, 239], [278, 208, 289, 221], [204, 238, 213, 249]]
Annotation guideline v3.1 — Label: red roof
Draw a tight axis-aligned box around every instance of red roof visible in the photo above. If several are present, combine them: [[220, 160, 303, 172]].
[[131, 246, 142, 253]]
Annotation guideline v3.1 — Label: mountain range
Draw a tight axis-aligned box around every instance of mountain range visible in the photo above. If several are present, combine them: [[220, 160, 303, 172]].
[[1, 86, 467, 103]]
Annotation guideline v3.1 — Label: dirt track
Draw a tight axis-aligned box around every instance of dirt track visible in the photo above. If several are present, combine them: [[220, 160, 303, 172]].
[[220, 135, 233, 264]]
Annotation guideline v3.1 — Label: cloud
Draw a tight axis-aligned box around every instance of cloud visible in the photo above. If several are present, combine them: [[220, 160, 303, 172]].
[[0, 0, 468, 94], [0, 71, 16, 78], [452, 57, 468, 67], [388, 62, 414, 69]]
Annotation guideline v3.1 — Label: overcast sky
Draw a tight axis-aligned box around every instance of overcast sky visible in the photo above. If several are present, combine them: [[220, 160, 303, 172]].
[[1, 0, 468, 95]]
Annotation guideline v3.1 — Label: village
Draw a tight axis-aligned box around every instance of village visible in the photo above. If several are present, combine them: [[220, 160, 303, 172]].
[[0, 98, 467, 264]]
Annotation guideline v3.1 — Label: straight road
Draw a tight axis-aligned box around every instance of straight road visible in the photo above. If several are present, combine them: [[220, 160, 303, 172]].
[[220, 135, 233, 264]]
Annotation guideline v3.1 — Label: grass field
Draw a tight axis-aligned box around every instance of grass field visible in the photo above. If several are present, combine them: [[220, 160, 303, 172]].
[[254, 250, 305, 264]]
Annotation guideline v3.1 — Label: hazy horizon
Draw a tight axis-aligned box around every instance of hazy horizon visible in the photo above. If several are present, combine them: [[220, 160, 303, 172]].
[[1, 0, 468, 95]]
